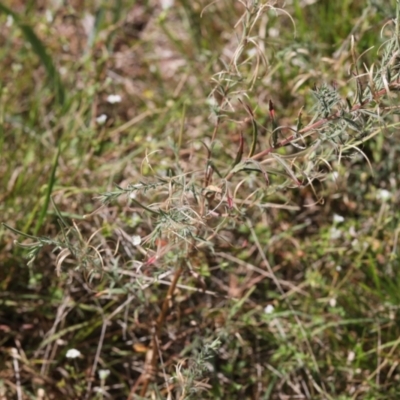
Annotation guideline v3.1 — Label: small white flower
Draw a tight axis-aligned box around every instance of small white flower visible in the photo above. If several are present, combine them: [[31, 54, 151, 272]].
[[268, 28, 279, 38], [194, 141, 202, 151], [160, 0, 174, 10], [132, 235, 141, 246], [12, 63, 22, 72], [329, 298, 337, 307], [96, 114, 107, 124], [59, 67, 67, 76], [347, 351, 355, 364], [98, 369, 110, 380], [45, 9, 53, 23], [376, 189, 391, 201], [336, 265, 342, 272], [329, 227, 341, 240], [333, 214, 344, 223], [348, 225, 356, 237], [6, 15, 13, 27], [264, 304, 275, 314], [247, 48, 257, 57], [66, 349, 81, 359], [106, 94, 122, 104], [131, 213, 141, 225]]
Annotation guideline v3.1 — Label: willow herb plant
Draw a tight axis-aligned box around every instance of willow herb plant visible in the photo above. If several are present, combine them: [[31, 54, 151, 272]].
[[3, 0, 400, 398]]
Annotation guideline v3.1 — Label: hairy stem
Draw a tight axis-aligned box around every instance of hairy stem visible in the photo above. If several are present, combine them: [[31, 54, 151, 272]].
[[225, 81, 400, 182]]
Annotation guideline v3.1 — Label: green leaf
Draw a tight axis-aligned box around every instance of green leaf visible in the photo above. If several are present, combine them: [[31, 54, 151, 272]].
[[34, 144, 61, 235]]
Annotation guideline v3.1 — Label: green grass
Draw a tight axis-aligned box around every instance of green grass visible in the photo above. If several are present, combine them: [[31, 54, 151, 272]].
[[1, 0, 400, 399]]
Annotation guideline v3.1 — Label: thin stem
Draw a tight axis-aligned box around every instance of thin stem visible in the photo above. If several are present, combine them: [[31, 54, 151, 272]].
[[128, 265, 184, 399], [225, 80, 400, 182]]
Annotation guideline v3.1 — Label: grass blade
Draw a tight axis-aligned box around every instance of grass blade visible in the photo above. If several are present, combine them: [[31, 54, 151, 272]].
[[34, 144, 61, 235], [0, 3, 66, 106]]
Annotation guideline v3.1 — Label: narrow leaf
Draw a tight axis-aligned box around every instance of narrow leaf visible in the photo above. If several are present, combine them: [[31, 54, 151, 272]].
[[34, 144, 61, 234], [269, 100, 279, 147], [0, 3, 66, 106], [231, 131, 244, 169], [2, 223, 39, 240], [270, 153, 302, 186], [241, 102, 258, 157], [51, 197, 69, 228]]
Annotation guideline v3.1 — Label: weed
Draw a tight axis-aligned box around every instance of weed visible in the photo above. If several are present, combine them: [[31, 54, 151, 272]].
[[1, 0, 400, 399]]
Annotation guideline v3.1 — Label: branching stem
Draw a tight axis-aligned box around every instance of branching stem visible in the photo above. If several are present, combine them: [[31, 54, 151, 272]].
[[225, 81, 400, 182]]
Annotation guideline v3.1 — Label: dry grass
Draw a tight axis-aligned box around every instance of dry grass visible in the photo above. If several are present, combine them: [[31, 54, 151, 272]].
[[1, 1, 400, 399]]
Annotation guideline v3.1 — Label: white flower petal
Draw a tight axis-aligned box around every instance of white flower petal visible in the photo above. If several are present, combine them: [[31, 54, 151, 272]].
[[347, 351, 355, 363], [132, 235, 141, 246], [376, 189, 391, 201], [264, 304, 275, 314], [98, 369, 110, 380], [96, 114, 107, 124], [268, 28, 279, 38], [333, 214, 345, 223], [160, 0, 174, 9], [106, 94, 122, 104], [329, 227, 341, 240], [45, 10, 53, 23], [6, 15, 13, 27], [66, 349, 81, 359]]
